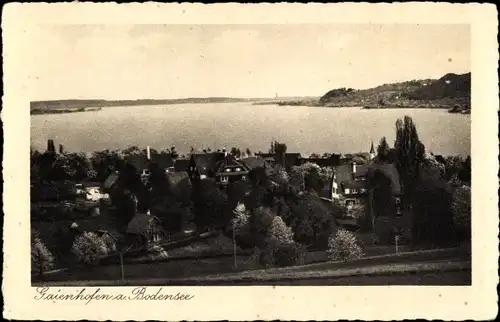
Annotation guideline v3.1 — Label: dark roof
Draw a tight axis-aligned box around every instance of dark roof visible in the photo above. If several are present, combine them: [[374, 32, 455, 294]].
[[334, 164, 369, 186], [215, 159, 250, 176], [240, 156, 267, 169], [154, 153, 174, 169], [124, 154, 150, 173], [174, 159, 190, 172], [285, 153, 303, 166], [191, 152, 226, 175], [368, 162, 402, 195], [126, 213, 161, 236]]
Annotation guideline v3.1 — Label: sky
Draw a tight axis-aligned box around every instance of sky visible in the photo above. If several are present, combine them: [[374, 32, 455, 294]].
[[27, 24, 470, 100]]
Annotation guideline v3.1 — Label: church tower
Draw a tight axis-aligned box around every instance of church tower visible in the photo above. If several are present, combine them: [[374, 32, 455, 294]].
[[369, 141, 376, 161]]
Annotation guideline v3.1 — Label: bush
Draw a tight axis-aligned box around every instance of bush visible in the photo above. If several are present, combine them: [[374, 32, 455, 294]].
[[258, 237, 306, 268], [31, 230, 55, 274], [267, 215, 294, 244], [273, 242, 306, 267], [71, 232, 114, 265], [327, 229, 364, 262]]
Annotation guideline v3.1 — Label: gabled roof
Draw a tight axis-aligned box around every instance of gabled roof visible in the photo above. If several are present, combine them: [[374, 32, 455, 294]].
[[191, 152, 226, 175], [215, 158, 250, 176], [154, 153, 174, 169], [240, 156, 267, 169], [334, 164, 369, 186], [124, 154, 150, 173], [126, 213, 162, 236]]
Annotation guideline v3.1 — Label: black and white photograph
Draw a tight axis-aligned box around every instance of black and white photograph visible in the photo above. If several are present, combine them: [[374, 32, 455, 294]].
[[2, 2, 498, 321], [28, 22, 473, 286]]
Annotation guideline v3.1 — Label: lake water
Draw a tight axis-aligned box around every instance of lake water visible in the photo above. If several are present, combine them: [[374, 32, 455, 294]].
[[31, 103, 471, 156]]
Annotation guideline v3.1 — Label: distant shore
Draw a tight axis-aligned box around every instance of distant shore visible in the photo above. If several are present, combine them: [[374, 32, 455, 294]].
[[31, 106, 103, 115]]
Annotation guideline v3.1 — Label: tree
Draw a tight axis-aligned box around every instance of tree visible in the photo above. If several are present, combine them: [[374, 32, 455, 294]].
[[168, 146, 179, 160], [122, 145, 141, 156], [274, 141, 287, 168], [377, 137, 390, 162], [31, 230, 55, 279], [394, 116, 425, 204], [327, 229, 364, 261], [245, 148, 252, 157], [458, 156, 471, 184], [230, 147, 242, 158], [90, 150, 125, 181], [451, 185, 471, 241]]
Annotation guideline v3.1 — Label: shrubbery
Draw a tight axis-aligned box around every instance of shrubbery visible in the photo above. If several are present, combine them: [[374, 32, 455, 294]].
[[71, 232, 116, 265], [267, 215, 294, 244], [327, 229, 364, 262], [31, 230, 55, 275]]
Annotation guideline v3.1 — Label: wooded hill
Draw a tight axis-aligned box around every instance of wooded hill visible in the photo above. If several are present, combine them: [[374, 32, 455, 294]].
[[318, 73, 471, 110]]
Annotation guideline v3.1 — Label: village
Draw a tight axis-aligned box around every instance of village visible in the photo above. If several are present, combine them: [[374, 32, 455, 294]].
[[30, 116, 471, 285]]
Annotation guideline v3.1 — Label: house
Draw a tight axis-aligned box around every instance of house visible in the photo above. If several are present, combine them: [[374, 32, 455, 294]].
[[124, 154, 150, 180], [214, 155, 251, 188], [187, 152, 226, 181], [240, 156, 276, 177], [332, 162, 370, 209], [76, 180, 109, 202], [126, 213, 168, 250], [367, 162, 409, 244]]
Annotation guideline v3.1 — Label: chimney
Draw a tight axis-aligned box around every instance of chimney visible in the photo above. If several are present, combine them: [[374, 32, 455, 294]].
[[222, 147, 227, 158], [146, 146, 151, 160], [47, 139, 55, 153], [352, 161, 357, 174], [59, 144, 64, 154]]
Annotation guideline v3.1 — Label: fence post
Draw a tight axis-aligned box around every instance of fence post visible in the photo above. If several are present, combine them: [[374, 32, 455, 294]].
[[395, 235, 399, 254], [120, 252, 125, 282]]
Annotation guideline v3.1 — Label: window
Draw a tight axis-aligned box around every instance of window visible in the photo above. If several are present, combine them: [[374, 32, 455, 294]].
[[235, 167, 241, 172], [344, 188, 350, 194], [241, 175, 247, 180], [221, 176, 229, 183], [351, 188, 358, 194], [360, 188, 367, 193], [225, 168, 232, 172]]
